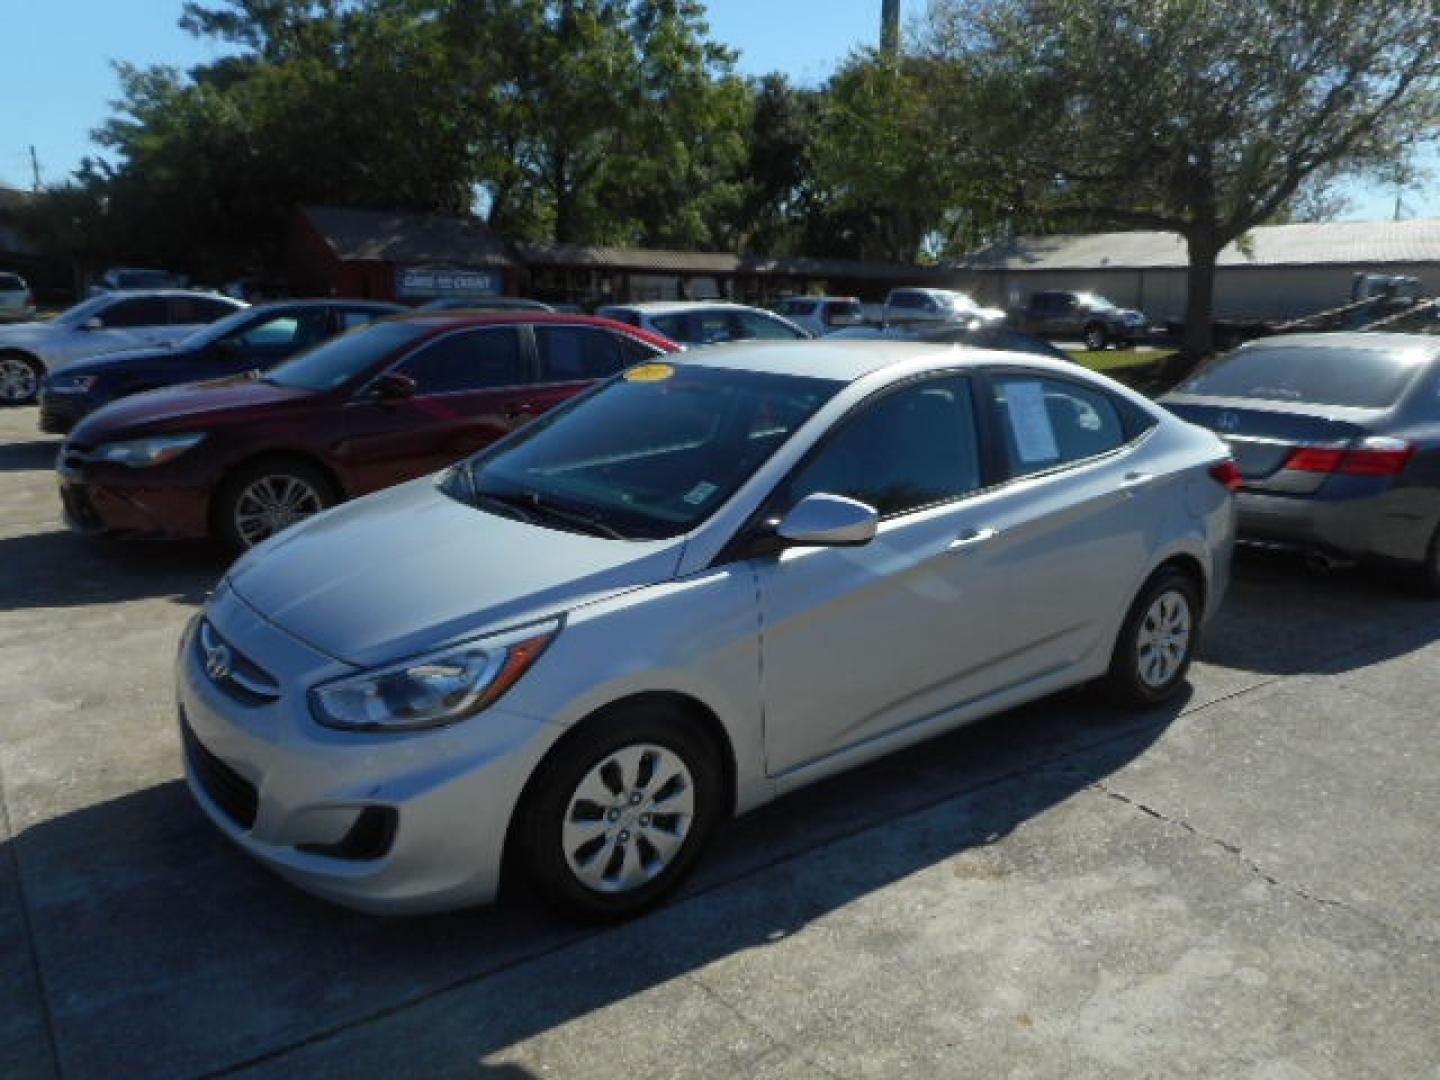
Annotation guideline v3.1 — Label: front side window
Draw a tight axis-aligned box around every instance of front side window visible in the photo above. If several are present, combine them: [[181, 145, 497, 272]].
[[785, 377, 982, 517], [99, 297, 169, 328], [991, 376, 1128, 477], [339, 308, 386, 330], [451, 365, 840, 540], [397, 327, 527, 394], [536, 326, 627, 382], [228, 310, 329, 349], [888, 292, 923, 310]]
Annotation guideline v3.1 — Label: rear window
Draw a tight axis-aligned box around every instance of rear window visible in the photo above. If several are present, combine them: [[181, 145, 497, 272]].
[[1180, 344, 1430, 409]]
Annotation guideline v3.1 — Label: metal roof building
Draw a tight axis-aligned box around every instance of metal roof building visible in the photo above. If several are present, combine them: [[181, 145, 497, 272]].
[[955, 219, 1440, 322]]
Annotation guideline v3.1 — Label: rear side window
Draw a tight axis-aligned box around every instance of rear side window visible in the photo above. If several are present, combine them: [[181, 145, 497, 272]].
[[990, 376, 1130, 477], [782, 300, 817, 317], [888, 292, 924, 310], [787, 377, 982, 517], [397, 327, 528, 393], [170, 297, 238, 324], [536, 326, 628, 382], [652, 311, 732, 345], [1179, 345, 1428, 409], [339, 308, 387, 330], [822, 301, 864, 327]]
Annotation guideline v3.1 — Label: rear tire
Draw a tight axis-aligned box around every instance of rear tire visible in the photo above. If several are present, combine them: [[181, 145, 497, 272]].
[[1104, 567, 1201, 708], [513, 702, 723, 921], [0, 351, 42, 406], [1409, 526, 1440, 598], [213, 458, 337, 553]]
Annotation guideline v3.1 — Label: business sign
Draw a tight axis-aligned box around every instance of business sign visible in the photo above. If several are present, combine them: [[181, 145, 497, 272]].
[[396, 267, 503, 300]]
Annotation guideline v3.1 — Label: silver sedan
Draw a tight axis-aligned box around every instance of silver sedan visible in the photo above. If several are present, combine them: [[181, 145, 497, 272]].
[[177, 341, 1236, 918]]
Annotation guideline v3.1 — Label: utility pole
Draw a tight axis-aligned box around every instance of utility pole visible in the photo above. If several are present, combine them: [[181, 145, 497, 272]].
[[29, 145, 42, 191], [881, 0, 901, 54]]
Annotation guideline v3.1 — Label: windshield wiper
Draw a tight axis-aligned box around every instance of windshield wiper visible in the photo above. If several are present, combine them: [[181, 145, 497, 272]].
[[472, 487, 626, 539]]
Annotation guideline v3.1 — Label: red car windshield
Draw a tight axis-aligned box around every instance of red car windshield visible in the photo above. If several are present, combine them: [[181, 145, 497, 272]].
[[264, 322, 430, 391]]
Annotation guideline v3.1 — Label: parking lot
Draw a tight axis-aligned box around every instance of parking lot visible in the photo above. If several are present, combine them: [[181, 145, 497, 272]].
[[0, 401, 1437, 1079]]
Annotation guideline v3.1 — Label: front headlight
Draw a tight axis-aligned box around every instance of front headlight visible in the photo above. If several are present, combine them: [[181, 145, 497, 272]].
[[48, 374, 98, 393], [93, 432, 206, 468], [310, 619, 560, 733]]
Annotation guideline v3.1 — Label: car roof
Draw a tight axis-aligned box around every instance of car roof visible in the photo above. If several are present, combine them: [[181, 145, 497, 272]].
[[599, 301, 761, 313], [98, 289, 243, 301], [676, 339, 1083, 383], [1238, 332, 1440, 355], [247, 299, 403, 312]]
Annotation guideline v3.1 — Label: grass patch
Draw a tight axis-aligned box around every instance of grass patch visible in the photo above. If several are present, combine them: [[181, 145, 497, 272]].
[[1066, 347, 1175, 372]]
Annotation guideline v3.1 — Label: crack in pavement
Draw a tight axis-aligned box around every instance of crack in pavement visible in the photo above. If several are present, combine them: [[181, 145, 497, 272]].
[[1091, 780, 1438, 952], [685, 973, 847, 1080]]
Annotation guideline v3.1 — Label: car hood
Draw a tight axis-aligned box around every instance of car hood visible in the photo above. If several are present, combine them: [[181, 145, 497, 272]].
[[0, 321, 57, 344], [54, 343, 181, 376], [226, 477, 685, 668], [69, 376, 313, 442]]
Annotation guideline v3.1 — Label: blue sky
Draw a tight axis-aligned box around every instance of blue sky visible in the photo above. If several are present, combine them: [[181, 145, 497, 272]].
[[0, 0, 1431, 222]]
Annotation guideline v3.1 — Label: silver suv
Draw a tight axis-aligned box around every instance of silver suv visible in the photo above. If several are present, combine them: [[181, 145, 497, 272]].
[[884, 287, 1005, 328], [0, 272, 35, 323], [775, 296, 866, 336]]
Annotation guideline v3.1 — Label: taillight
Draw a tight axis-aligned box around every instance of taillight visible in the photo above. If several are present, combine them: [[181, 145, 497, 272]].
[[1284, 437, 1414, 476], [1208, 459, 1242, 491]]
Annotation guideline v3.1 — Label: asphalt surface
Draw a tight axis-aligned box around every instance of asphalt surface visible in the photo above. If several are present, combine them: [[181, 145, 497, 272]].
[[0, 404, 1436, 1079]]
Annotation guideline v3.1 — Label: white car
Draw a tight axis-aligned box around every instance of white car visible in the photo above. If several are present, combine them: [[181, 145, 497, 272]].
[[595, 301, 809, 346], [774, 295, 867, 336], [884, 287, 1006, 328], [0, 290, 244, 405], [87, 267, 187, 296], [0, 272, 36, 323]]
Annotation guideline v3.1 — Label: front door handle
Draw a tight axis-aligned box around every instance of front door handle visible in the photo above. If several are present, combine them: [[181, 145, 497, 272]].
[[948, 526, 999, 551], [1119, 471, 1153, 494]]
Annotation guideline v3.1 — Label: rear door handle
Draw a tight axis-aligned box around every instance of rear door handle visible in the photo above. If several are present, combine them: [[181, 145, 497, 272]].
[[948, 526, 999, 551]]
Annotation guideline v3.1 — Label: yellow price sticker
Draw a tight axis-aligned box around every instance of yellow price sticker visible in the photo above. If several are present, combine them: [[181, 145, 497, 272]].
[[624, 362, 676, 383]]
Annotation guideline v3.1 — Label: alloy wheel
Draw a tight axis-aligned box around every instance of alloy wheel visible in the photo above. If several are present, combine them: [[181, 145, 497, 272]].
[[0, 355, 37, 404], [561, 743, 696, 894], [1136, 588, 1192, 689], [232, 473, 324, 547]]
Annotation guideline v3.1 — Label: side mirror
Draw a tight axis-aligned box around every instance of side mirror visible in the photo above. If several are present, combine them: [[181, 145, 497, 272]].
[[370, 371, 416, 401], [81, 317, 104, 331], [776, 493, 878, 548]]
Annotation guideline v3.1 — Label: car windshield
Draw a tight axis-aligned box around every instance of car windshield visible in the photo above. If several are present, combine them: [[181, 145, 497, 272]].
[[52, 295, 119, 326], [445, 363, 841, 540], [1179, 344, 1431, 409], [1078, 293, 1117, 311], [263, 321, 430, 391], [181, 305, 278, 347], [938, 292, 980, 312]]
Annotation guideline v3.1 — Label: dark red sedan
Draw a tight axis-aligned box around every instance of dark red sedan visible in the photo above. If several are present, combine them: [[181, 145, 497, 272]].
[[56, 312, 679, 550]]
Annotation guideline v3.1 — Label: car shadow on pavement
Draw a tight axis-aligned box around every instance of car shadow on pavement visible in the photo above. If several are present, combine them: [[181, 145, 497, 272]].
[[0, 530, 224, 611], [3, 691, 1178, 1077], [0, 438, 60, 473], [1198, 549, 1440, 677]]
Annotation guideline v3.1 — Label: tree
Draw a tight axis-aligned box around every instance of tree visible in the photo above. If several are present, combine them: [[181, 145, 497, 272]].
[[930, 0, 1440, 358]]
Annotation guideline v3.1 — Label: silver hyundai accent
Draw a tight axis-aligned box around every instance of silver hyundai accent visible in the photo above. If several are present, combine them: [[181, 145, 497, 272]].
[[177, 342, 1236, 918]]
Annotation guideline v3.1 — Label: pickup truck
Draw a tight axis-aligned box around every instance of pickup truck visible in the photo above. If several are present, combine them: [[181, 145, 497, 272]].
[[1010, 290, 1147, 350]]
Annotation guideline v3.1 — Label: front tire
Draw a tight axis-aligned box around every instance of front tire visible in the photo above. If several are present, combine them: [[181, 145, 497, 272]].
[[1104, 567, 1201, 708], [0, 351, 42, 406], [214, 458, 337, 553], [514, 702, 724, 920], [1083, 323, 1109, 351]]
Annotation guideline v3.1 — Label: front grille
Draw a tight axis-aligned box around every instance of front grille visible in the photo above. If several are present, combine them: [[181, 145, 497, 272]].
[[180, 711, 259, 830], [195, 619, 281, 705]]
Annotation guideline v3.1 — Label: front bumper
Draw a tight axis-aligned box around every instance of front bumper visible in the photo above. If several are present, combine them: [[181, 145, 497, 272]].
[[175, 588, 563, 914], [56, 450, 213, 539], [38, 390, 92, 434], [1236, 485, 1438, 566]]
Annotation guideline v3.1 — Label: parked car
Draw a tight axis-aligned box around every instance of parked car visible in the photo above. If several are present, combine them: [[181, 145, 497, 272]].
[[88, 267, 187, 295], [883, 287, 1006, 328], [175, 339, 1236, 917], [830, 322, 1075, 362], [57, 313, 677, 550], [595, 301, 809, 345], [0, 290, 246, 406], [1012, 290, 1148, 350], [419, 297, 554, 313], [38, 299, 404, 433], [0, 272, 36, 323], [1162, 332, 1440, 591], [774, 296, 866, 336]]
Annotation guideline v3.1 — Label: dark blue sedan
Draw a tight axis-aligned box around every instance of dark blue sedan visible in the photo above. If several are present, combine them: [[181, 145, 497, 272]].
[[38, 299, 403, 433]]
